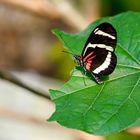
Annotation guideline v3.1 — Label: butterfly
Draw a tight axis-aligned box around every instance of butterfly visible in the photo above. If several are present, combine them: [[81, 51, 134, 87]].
[[74, 22, 117, 84]]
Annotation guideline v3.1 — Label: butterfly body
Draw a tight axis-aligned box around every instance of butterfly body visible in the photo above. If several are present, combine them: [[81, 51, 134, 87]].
[[74, 22, 117, 84]]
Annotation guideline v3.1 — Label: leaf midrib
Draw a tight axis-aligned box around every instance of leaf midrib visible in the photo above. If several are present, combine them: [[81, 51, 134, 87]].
[[53, 71, 140, 100], [73, 64, 140, 79]]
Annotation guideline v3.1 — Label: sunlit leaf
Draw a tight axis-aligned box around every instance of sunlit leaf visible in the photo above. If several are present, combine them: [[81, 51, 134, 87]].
[[48, 11, 140, 135]]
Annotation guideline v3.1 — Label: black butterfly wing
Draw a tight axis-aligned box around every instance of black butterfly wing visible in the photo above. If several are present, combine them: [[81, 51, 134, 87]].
[[90, 48, 117, 75], [81, 22, 117, 76], [82, 22, 117, 57]]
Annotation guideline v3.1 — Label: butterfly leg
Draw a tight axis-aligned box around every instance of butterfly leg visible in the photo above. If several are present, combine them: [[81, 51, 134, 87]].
[[83, 70, 87, 86], [91, 72, 103, 84]]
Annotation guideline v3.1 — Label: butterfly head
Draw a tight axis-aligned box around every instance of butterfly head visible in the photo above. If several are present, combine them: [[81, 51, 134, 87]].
[[62, 50, 83, 66], [74, 55, 83, 66]]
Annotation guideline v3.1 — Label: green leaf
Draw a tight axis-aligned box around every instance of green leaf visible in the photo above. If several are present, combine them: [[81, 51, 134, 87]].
[[48, 11, 140, 136], [130, 118, 140, 127]]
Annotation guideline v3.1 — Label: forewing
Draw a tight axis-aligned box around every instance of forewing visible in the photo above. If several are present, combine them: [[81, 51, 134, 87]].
[[82, 22, 117, 57], [82, 22, 117, 76]]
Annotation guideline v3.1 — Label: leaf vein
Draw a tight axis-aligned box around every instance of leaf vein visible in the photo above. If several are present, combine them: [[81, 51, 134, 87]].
[[129, 97, 140, 113], [97, 76, 140, 130], [54, 71, 140, 100], [117, 64, 140, 70], [83, 83, 105, 116], [118, 44, 140, 65], [109, 71, 140, 82]]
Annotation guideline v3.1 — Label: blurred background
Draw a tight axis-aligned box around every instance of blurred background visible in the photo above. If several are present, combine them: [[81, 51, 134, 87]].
[[0, 0, 140, 140]]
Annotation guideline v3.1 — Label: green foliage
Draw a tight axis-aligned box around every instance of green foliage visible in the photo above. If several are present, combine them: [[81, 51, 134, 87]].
[[48, 12, 140, 136]]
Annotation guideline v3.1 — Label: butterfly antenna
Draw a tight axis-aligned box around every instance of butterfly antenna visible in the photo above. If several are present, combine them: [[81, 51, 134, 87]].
[[62, 50, 79, 64], [62, 50, 74, 55], [62, 50, 86, 85]]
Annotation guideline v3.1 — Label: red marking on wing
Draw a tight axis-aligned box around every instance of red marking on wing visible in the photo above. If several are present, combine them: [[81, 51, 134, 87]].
[[85, 60, 93, 71], [83, 52, 96, 71], [83, 52, 95, 62], [86, 62, 91, 71], [85, 55, 96, 71], [87, 55, 96, 61]]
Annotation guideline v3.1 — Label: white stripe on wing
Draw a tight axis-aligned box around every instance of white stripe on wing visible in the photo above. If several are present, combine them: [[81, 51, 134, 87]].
[[93, 52, 112, 74], [83, 43, 113, 56], [95, 30, 116, 39]]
